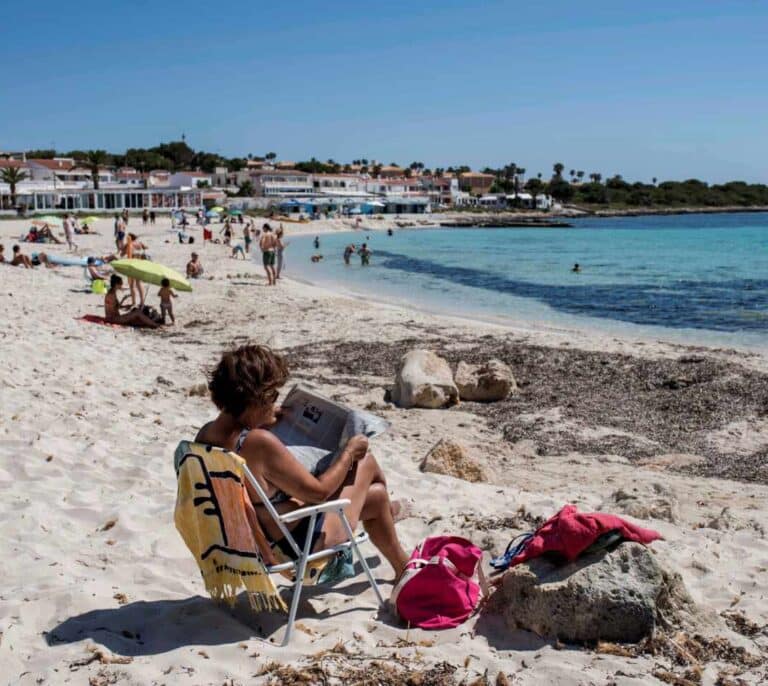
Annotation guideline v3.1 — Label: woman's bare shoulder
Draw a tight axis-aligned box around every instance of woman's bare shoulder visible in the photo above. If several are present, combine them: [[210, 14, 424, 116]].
[[240, 428, 284, 455]]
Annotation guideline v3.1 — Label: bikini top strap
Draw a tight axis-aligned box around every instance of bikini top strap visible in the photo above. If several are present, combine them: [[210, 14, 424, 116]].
[[234, 428, 250, 454]]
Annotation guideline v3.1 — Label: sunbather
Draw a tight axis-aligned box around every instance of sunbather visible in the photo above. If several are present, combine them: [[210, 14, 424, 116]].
[[104, 274, 159, 328], [10, 244, 54, 268], [195, 345, 409, 579]]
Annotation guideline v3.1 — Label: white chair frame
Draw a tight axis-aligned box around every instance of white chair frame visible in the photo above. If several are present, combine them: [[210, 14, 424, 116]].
[[241, 463, 385, 646]]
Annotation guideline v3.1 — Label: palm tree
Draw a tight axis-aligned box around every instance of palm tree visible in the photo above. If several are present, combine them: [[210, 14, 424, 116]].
[[372, 163, 383, 177], [86, 150, 108, 190], [577, 170, 585, 182], [1, 166, 29, 206], [569, 169, 576, 180], [265, 152, 277, 161], [652, 177, 657, 185], [525, 178, 545, 207], [553, 162, 565, 178]]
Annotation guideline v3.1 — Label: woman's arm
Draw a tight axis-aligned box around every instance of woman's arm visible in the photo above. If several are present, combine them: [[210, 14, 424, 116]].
[[241, 430, 367, 504]]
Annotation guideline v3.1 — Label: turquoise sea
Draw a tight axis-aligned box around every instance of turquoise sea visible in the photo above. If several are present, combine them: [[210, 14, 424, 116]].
[[280, 212, 768, 349]]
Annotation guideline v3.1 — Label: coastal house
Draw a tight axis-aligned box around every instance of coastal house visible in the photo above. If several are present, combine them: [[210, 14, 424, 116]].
[[377, 165, 405, 179], [250, 169, 313, 197], [420, 175, 459, 206], [115, 167, 147, 186], [312, 173, 369, 197], [169, 171, 213, 188], [365, 178, 426, 198], [148, 170, 171, 187], [459, 172, 495, 196], [506, 192, 553, 210]]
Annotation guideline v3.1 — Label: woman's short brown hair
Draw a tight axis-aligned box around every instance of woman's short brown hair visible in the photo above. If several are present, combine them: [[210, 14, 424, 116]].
[[208, 345, 289, 417]]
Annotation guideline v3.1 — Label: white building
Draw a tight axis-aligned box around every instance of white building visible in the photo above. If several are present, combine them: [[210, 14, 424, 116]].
[[312, 173, 369, 197], [169, 171, 213, 188], [250, 169, 313, 197]]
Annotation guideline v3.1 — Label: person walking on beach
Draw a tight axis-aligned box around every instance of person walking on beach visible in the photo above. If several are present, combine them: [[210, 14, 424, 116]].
[[63, 214, 77, 252], [149, 210, 156, 225], [259, 224, 278, 286], [243, 223, 252, 254], [121, 208, 129, 226], [275, 225, 286, 279], [220, 219, 232, 246], [114, 213, 126, 252], [142, 209, 149, 226], [158, 277, 177, 325]]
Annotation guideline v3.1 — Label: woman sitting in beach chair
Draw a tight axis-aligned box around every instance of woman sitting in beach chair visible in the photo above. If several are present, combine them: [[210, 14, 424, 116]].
[[195, 345, 410, 580]]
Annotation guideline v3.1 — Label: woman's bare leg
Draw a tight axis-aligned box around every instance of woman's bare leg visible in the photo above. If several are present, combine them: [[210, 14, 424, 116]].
[[317, 452, 409, 577]]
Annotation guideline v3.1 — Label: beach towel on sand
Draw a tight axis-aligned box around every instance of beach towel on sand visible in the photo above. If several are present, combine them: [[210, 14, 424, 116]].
[[174, 441, 286, 612]]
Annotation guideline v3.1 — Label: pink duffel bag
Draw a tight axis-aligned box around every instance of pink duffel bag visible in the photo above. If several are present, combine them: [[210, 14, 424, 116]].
[[391, 535, 487, 629]]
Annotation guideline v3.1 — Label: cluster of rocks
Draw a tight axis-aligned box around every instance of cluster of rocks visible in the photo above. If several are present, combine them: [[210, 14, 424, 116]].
[[391, 349, 516, 409]]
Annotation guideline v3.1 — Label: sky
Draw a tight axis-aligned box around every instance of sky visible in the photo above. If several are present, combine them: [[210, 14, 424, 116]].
[[1, 0, 767, 183]]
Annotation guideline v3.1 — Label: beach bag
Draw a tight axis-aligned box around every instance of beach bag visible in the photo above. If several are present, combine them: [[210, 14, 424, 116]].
[[391, 536, 486, 629]]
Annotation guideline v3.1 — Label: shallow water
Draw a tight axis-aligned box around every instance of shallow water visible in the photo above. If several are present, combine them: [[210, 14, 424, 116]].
[[277, 213, 768, 348]]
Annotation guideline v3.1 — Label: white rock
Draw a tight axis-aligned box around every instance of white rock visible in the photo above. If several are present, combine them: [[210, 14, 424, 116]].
[[455, 359, 516, 402], [392, 350, 459, 409]]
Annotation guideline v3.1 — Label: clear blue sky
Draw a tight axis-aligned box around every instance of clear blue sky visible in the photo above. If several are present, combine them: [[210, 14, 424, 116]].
[[2, 0, 766, 183]]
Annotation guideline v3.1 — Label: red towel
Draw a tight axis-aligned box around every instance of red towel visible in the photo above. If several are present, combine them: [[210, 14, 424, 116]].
[[77, 314, 119, 328], [511, 504, 662, 566]]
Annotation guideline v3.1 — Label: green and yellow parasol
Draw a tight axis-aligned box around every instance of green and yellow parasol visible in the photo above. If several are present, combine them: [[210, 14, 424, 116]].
[[111, 259, 193, 292]]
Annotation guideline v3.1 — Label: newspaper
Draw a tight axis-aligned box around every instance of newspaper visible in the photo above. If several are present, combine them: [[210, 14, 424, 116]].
[[269, 384, 389, 475]]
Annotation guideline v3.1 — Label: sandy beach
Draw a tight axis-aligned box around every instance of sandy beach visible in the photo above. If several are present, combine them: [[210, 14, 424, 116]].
[[1, 216, 767, 685]]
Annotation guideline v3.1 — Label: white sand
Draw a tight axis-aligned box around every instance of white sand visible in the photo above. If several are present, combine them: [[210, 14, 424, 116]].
[[0, 216, 766, 685]]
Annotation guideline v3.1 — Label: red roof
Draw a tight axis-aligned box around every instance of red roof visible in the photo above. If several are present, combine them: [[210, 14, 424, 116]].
[[177, 171, 211, 177], [0, 159, 26, 169], [29, 158, 75, 170]]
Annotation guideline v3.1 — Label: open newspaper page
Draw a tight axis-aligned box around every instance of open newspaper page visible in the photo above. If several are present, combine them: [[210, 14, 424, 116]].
[[269, 384, 389, 474]]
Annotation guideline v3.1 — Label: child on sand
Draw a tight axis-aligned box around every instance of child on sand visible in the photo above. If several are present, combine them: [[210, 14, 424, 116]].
[[158, 278, 177, 325]]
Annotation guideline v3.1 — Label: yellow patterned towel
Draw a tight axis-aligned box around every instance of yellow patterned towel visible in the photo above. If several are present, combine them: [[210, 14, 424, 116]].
[[174, 441, 286, 612]]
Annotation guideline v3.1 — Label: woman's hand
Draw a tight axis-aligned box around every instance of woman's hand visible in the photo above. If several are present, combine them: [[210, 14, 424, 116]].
[[343, 435, 369, 462]]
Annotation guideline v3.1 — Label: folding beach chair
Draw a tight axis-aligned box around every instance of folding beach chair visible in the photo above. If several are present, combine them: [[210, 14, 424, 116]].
[[174, 442, 385, 646]]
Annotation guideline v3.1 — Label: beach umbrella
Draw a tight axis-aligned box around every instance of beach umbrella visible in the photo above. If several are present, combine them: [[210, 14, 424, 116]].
[[205, 210, 219, 218], [228, 209, 243, 216], [79, 216, 100, 224], [111, 259, 193, 292], [34, 215, 63, 226], [211, 206, 225, 213]]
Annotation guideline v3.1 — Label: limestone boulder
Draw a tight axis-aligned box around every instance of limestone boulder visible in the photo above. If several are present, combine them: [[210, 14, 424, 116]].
[[391, 350, 459, 409], [455, 359, 516, 402], [420, 439, 487, 483], [489, 542, 685, 643], [601, 482, 679, 524]]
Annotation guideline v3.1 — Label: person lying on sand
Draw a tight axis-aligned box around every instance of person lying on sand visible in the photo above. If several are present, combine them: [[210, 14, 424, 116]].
[[10, 244, 54, 268], [104, 275, 159, 328], [195, 345, 409, 579], [311, 254, 323, 263]]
